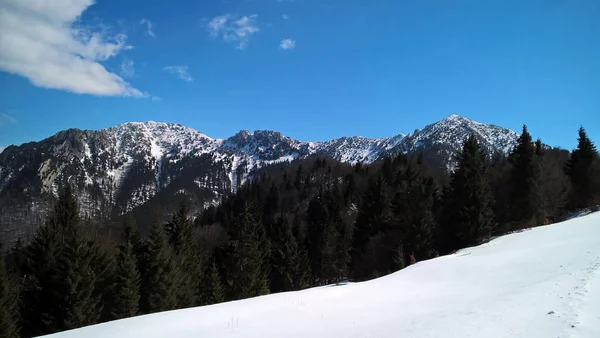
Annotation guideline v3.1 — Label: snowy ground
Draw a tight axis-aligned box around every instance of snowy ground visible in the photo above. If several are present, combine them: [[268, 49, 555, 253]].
[[46, 212, 600, 338]]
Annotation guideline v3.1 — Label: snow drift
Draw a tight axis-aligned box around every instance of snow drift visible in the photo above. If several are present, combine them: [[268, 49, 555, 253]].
[[45, 212, 600, 338]]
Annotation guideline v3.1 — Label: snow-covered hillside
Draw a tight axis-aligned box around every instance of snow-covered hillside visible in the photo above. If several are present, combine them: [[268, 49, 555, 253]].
[[45, 212, 600, 338]]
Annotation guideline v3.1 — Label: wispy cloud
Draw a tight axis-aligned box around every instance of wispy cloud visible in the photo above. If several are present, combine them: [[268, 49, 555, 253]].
[[282, 14, 290, 20], [0, 113, 18, 126], [120, 58, 135, 77], [140, 18, 155, 37], [280, 38, 296, 50], [151, 96, 162, 101], [164, 65, 193, 82], [207, 14, 260, 49], [0, 0, 143, 97]]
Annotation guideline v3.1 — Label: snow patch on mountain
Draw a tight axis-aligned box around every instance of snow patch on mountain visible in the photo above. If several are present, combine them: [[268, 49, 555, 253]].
[[0, 115, 520, 216]]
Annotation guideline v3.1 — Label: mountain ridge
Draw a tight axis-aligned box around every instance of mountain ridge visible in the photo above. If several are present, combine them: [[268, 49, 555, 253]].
[[0, 115, 520, 242]]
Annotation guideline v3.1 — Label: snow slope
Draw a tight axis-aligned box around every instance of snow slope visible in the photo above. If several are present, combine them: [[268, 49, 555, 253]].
[[45, 212, 600, 338]]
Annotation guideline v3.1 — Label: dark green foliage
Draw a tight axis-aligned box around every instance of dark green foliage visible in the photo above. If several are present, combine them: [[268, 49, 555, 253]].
[[141, 220, 177, 313], [203, 260, 225, 305], [20, 186, 103, 336], [229, 204, 270, 299], [509, 126, 543, 226], [351, 173, 392, 280], [392, 164, 436, 261], [166, 202, 200, 308], [270, 216, 310, 292], [442, 135, 496, 251], [565, 127, 600, 208], [0, 253, 19, 338], [110, 218, 141, 320]]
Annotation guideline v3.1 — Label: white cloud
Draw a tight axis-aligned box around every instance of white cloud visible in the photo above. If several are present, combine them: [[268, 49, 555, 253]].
[[120, 58, 135, 77], [151, 96, 162, 101], [0, 113, 18, 126], [282, 14, 290, 20], [207, 14, 260, 49], [140, 18, 155, 37], [280, 38, 296, 50], [0, 0, 142, 97], [164, 65, 193, 82]]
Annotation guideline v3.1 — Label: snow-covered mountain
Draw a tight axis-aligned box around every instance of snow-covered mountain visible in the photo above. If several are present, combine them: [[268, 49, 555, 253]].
[[0, 115, 518, 223], [42, 211, 600, 338]]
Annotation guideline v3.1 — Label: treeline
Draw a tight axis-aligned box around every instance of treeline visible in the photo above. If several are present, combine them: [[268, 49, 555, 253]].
[[1, 127, 599, 337]]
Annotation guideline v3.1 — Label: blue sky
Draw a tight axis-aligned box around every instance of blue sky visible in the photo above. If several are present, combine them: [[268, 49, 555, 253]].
[[0, 0, 598, 152]]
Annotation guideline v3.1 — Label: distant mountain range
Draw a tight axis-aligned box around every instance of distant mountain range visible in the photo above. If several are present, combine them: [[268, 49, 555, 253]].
[[0, 114, 518, 241]]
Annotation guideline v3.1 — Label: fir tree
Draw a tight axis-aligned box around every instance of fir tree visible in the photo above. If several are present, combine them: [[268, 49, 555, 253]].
[[110, 218, 141, 320], [509, 125, 543, 226], [204, 260, 225, 305], [275, 215, 310, 291], [20, 185, 101, 335], [0, 252, 19, 338], [166, 202, 198, 308], [230, 204, 270, 299], [142, 220, 177, 313], [392, 164, 436, 262], [442, 135, 496, 251], [565, 127, 600, 208], [351, 173, 392, 280]]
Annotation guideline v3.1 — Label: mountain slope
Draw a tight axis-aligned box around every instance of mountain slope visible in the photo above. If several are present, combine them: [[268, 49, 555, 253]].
[[0, 115, 518, 229], [43, 212, 600, 338]]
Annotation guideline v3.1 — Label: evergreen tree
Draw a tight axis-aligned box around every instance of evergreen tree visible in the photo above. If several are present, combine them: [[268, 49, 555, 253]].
[[142, 220, 177, 313], [203, 260, 225, 305], [351, 173, 392, 280], [442, 135, 496, 252], [392, 164, 436, 262], [565, 127, 600, 208], [20, 186, 101, 336], [0, 252, 19, 338], [166, 202, 198, 308], [110, 218, 141, 320], [509, 126, 543, 226], [270, 216, 309, 292], [230, 204, 270, 299]]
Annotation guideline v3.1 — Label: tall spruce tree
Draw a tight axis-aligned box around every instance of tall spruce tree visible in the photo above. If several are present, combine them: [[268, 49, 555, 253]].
[[166, 203, 199, 308], [351, 173, 392, 280], [142, 220, 177, 313], [110, 217, 141, 320], [20, 186, 101, 336], [509, 125, 543, 226], [391, 164, 436, 262], [203, 260, 225, 305], [565, 127, 600, 208], [270, 216, 309, 292], [230, 204, 270, 299], [442, 135, 495, 252], [0, 252, 19, 338]]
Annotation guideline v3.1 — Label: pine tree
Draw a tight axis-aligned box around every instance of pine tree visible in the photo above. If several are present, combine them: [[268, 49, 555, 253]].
[[565, 127, 600, 208], [204, 260, 224, 305], [20, 185, 101, 336], [351, 173, 392, 280], [442, 135, 496, 251], [166, 202, 198, 308], [271, 215, 311, 292], [110, 218, 141, 320], [509, 125, 543, 226], [142, 220, 177, 313], [0, 252, 19, 338], [391, 164, 436, 261], [230, 204, 270, 299]]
